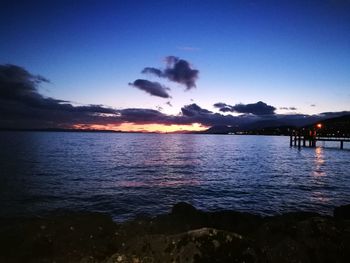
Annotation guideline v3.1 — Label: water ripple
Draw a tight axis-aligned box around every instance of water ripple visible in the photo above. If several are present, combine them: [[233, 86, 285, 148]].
[[1, 132, 350, 220]]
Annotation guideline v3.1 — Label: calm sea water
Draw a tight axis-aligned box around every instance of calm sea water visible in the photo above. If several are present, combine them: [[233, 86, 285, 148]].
[[0, 132, 349, 221]]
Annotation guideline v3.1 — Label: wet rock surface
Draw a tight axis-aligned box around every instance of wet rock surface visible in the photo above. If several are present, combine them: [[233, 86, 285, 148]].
[[1, 203, 350, 262]]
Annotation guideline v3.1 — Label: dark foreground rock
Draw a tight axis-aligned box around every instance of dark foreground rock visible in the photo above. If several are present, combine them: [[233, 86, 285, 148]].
[[1, 204, 350, 263], [334, 204, 350, 219]]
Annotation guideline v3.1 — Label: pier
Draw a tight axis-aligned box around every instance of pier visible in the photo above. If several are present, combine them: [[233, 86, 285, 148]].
[[290, 129, 350, 149]]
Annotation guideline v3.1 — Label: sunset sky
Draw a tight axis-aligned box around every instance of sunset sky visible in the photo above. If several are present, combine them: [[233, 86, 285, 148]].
[[1, 0, 349, 132]]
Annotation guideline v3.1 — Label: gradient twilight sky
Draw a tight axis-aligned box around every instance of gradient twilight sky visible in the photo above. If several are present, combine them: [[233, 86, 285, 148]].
[[1, 0, 350, 131]]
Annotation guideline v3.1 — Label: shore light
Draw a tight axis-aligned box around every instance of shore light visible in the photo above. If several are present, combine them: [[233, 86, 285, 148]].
[[316, 123, 322, 129]]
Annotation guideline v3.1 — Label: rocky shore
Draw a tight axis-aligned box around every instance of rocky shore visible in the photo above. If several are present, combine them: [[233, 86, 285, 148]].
[[1, 203, 350, 263]]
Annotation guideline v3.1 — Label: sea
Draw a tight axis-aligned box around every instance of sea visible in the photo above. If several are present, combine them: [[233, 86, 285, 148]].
[[0, 132, 349, 221]]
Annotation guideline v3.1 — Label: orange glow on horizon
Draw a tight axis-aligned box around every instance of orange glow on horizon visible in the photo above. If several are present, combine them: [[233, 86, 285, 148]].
[[72, 123, 208, 133], [316, 123, 322, 129]]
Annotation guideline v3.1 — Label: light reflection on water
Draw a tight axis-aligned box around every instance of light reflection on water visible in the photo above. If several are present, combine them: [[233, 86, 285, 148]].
[[310, 147, 327, 203], [313, 147, 326, 177], [0, 132, 350, 221]]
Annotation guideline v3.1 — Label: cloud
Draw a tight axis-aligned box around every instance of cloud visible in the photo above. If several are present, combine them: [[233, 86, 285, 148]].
[[129, 79, 171, 98], [181, 103, 212, 117], [279, 107, 297, 111], [214, 101, 276, 115], [177, 103, 259, 127], [166, 101, 173, 107], [0, 64, 51, 105], [141, 67, 163, 77], [213, 102, 233, 113], [231, 101, 276, 115], [0, 65, 116, 114], [0, 64, 122, 128], [213, 102, 227, 108], [142, 56, 199, 90], [319, 111, 350, 118], [118, 108, 167, 124], [164, 56, 199, 90], [310, 104, 316, 107]]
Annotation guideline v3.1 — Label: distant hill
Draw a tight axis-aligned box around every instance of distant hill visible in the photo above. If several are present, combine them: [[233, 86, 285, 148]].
[[201, 114, 350, 136], [202, 125, 237, 134], [305, 114, 350, 137], [241, 119, 289, 130]]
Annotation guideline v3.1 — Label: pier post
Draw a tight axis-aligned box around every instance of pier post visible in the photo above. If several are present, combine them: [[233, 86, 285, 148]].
[[341, 141, 344, 149], [290, 135, 293, 147], [309, 139, 315, 147], [298, 135, 301, 148]]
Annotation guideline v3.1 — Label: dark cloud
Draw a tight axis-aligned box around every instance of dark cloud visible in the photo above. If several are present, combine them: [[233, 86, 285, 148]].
[[0, 64, 121, 128], [231, 101, 276, 115], [141, 67, 163, 77], [213, 102, 227, 108], [118, 108, 167, 124], [279, 107, 297, 111], [181, 103, 212, 117], [0, 64, 49, 85], [0, 64, 51, 106], [310, 104, 316, 107], [129, 79, 171, 98], [164, 56, 199, 90], [142, 56, 199, 90], [214, 101, 276, 115], [177, 103, 257, 127], [166, 101, 173, 107], [319, 111, 350, 117], [0, 64, 116, 114], [213, 102, 233, 113]]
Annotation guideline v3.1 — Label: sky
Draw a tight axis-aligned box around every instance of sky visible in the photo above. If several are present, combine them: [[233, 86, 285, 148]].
[[0, 0, 350, 132]]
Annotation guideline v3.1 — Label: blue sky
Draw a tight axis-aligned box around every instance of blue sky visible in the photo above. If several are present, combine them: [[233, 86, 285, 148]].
[[1, 0, 350, 130]]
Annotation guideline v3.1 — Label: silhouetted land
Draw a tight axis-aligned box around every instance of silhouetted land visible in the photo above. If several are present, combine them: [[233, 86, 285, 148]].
[[201, 114, 350, 136], [0, 128, 142, 133], [1, 203, 350, 262], [1, 114, 349, 136]]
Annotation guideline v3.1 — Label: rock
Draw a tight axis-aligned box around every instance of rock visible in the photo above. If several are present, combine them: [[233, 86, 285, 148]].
[[254, 216, 350, 263], [207, 210, 263, 236], [334, 204, 350, 219], [0, 213, 119, 263], [105, 227, 263, 263], [2, 204, 350, 262], [171, 202, 198, 216]]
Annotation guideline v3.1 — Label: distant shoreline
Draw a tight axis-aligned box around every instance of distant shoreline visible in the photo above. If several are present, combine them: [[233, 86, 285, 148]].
[[1, 113, 349, 136], [0, 128, 140, 134]]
